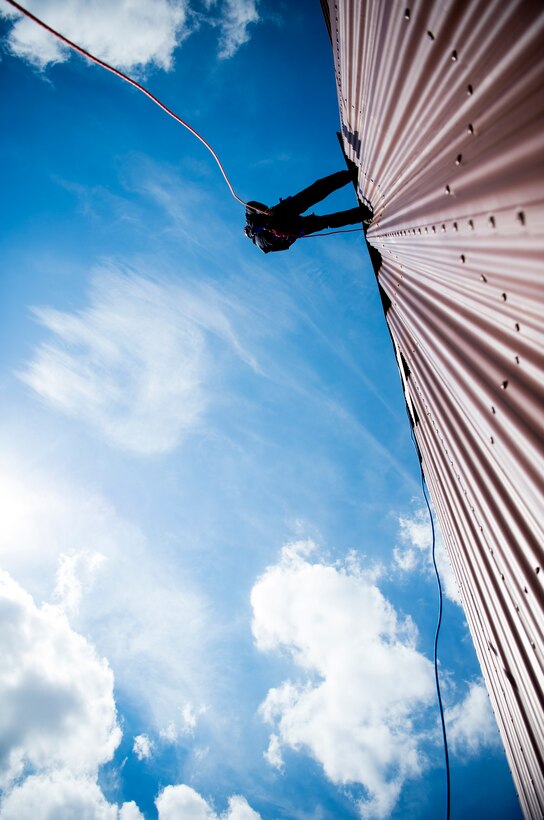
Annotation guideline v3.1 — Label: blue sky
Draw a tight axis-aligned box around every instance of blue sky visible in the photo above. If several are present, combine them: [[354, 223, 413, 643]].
[[0, 1, 522, 818]]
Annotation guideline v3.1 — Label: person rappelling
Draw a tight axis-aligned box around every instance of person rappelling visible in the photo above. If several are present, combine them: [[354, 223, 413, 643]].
[[244, 169, 373, 253], [4, 1, 373, 256]]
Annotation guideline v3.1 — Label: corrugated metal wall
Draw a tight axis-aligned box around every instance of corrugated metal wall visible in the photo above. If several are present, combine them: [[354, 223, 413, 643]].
[[323, 1, 544, 816]]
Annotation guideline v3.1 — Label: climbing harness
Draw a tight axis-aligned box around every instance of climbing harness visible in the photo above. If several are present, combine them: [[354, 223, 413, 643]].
[[3, 0, 367, 240]]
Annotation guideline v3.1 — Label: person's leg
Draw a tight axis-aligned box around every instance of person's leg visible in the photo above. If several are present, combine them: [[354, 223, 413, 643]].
[[297, 204, 372, 235], [274, 170, 354, 217]]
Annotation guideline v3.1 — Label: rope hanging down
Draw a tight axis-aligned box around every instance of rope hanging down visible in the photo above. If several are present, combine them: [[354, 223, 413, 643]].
[[408, 426, 451, 820], [419, 456, 451, 820], [3, 0, 365, 239]]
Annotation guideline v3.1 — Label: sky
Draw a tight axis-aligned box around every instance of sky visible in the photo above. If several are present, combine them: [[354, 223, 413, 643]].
[[0, 1, 523, 818]]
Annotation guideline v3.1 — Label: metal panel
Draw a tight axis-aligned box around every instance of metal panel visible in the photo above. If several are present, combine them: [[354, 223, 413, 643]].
[[324, 1, 544, 816]]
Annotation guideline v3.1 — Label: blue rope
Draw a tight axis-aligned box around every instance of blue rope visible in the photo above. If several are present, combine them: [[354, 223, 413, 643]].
[[420, 468, 451, 820]]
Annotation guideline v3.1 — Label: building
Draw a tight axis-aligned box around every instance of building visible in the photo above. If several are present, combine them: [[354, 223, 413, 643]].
[[321, 1, 544, 816]]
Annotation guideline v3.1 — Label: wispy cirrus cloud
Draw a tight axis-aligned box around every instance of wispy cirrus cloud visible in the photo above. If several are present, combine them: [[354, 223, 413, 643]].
[[215, 0, 260, 60], [251, 540, 436, 820], [19, 265, 256, 455]]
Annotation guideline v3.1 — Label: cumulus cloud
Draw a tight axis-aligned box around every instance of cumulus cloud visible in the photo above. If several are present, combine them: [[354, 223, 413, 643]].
[[251, 541, 435, 819], [133, 734, 153, 761], [0, 466, 213, 732], [0, 571, 145, 818], [446, 681, 500, 756], [0, 570, 120, 789], [393, 508, 461, 605], [0, 772, 144, 820], [216, 0, 260, 59], [155, 785, 260, 820], [0, 0, 189, 71], [1, 0, 262, 70]]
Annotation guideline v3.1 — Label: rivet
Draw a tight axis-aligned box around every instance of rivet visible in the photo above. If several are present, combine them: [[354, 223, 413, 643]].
[[456, 154, 462, 165], [451, 50, 458, 61], [517, 211, 526, 226], [460, 254, 466, 263], [445, 184, 451, 194], [536, 567, 540, 574], [502, 292, 507, 301], [441, 224, 446, 232], [515, 322, 520, 331], [453, 221, 458, 231], [501, 380, 508, 389], [481, 274, 487, 282], [467, 84, 473, 95], [468, 123, 474, 134], [405, 8, 411, 19], [427, 30, 435, 40], [515, 355, 520, 364], [491, 406, 496, 414], [468, 219, 474, 230], [432, 225, 436, 233], [489, 215, 496, 228]]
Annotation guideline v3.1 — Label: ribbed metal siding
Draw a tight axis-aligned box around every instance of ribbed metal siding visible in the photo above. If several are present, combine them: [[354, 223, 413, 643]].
[[323, 1, 544, 816]]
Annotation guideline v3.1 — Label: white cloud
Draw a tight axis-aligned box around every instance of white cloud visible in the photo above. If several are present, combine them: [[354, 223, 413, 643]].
[[160, 703, 208, 743], [132, 734, 153, 761], [54, 551, 106, 615], [155, 785, 260, 820], [20, 267, 208, 455], [446, 681, 500, 756], [393, 508, 461, 605], [0, 772, 143, 820], [263, 733, 283, 770], [120, 803, 146, 820], [0, 465, 213, 732], [159, 723, 179, 744], [20, 266, 257, 455], [251, 541, 435, 819], [0, 570, 120, 789], [0, 571, 144, 819], [1, 0, 189, 71], [398, 509, 431, 550], [216, 0, 260, 59]]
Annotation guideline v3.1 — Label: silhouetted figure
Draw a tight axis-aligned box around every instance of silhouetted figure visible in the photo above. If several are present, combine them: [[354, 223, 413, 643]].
[[244, 169, 372, 253]]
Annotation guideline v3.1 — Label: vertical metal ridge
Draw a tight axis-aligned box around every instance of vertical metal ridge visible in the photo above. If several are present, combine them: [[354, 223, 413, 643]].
[[324, 0, 544, 816]]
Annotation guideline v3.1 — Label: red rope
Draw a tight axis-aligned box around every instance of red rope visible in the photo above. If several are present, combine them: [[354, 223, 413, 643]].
[[3, 0, 271, 214], [4, 0, 367, 239]]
